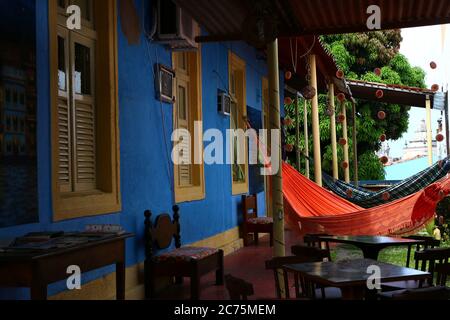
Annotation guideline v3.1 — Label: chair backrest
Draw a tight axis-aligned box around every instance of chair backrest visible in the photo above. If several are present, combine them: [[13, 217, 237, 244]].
[[435, 263, 450, 286], [144, 206, 181, 259], [302, 234, 332, 260], [291, 244, 330, 261], [242, 194, 258, 221], [391, 286, 450, 300], [265, 255, 324, 299], [403, 235, 440, 249], [225, 274, 254, 300], [414, 247, 450, 285]]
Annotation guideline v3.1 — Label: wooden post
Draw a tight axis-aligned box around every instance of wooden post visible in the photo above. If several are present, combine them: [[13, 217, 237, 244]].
[[309, 54, 322, 186], [352, 100, 358, 186], [304, 100, 310, 179], [342, 101, 350, 183], [267, 39, 285, 258], [426, 95, 433, 165], [329, 84, 338, 179], [296, 96, 301, 171], [445, 91, 450, 156]]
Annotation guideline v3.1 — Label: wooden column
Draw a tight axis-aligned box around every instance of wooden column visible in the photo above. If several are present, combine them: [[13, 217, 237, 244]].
[[267, 39, 285, 258], [352, 100, 358, 186], [342, 102, 350, 183], [426, 95, 433, 165], [329, 84, 338, 179], [304, 100, 310, 179], [296, 96, 301, 171], [309, 55, 322, 186]]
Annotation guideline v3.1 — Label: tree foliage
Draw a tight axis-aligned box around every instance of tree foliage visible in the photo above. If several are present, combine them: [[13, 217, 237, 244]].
[[284, 30, 426, 181]]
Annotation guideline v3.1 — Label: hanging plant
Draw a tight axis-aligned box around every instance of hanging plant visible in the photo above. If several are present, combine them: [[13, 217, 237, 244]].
[[430, 61, 437, 69], [285, 70, 292, 80], [436, 133, 445, 142], [375, 89, 384, 99], [377, 110, 386, 120], [380, 156, 389, 164], [374, 68, 382, 76], [337, 93, 346, 102], [380, 134, 387, 142], [338, 138, 347, 146], [337, 114, 346, 124]]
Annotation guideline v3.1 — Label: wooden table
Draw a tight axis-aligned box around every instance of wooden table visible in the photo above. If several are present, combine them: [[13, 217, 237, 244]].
[[284, 258, 431, 300], [0, 233, 133, 300], [317, 235, 424, 260]]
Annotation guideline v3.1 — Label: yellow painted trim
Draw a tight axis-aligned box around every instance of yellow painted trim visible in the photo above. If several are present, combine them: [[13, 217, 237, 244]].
[[50, 0, 121, 221], [172, 49, 206, 203], [189, 226, 244, 256], [228, 51, 249, 195]]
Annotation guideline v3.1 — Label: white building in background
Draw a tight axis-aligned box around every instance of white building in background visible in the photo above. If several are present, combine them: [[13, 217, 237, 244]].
[[402, 119, 437, 161]]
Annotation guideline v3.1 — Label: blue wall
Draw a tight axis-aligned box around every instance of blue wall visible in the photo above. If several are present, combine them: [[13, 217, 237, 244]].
[[0, 0, 284, 299]]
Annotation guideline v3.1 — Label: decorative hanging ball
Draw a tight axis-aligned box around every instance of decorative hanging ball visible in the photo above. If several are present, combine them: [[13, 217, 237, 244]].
[[337, 114, 346, 124], [346, 189, 353, 198], [377, 110, 386, 120], [380, 134, 387, 142], [436, 133, 445, 142], [338, 138, 347, 146], [283, 118, 294, 126], [284, 144, 294, 152], [337, 93, 346, 102], [375, 89, 384, 99], [285, 70, 292, 80], [301, 85, 316, 100], [341, 161, 349, 169], [336, 70, 344, 79], [284, 97, 293, 105], [431, 84, 440, 92], [374, 68, 382, 76], [380, 156, 389, 164], [382, 192, 391, 201], [430, 61, 437, 69]]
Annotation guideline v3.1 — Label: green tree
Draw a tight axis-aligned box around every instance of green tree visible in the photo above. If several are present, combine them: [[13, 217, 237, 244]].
[[284, 30, 426, 181]]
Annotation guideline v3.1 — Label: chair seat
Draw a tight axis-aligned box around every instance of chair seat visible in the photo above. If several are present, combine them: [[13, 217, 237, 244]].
[[153, 246, 219, 262], [247, 217, 273, 225]]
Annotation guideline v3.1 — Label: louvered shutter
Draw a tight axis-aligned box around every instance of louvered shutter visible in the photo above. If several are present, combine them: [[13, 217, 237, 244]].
[[177, 80, 192, 187]]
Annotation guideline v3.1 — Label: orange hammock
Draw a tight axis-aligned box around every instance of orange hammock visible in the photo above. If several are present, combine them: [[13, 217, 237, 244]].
[[282, 162, 450, 236]]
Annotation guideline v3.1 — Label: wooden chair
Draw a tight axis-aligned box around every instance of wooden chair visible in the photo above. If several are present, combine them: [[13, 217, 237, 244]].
[[435, 263, 450, 286], [241, 194, 273, 246], [379, 286, 450, 300], [265, 255, 341, 299], [382, 247, 450, 292], [144, 206, 224, 300], [402, 235, 440, 267], [225, 274, 254, 300], [291, 244, 330, 261], [302, 234, 332, 260]]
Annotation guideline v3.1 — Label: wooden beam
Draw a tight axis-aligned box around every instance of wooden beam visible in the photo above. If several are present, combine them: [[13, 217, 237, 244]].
[[309, 54, 322, 186], [352, 100, 358, 186], [304, 99, 310, 179], [426, 95, 433, 165], [329, 84, 338, 179], [342, 101, 350, 183]]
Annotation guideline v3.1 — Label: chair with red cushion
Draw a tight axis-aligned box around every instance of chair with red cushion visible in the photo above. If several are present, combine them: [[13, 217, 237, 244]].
[[144, 206, 224, 300], [241, 194, 273, 246]]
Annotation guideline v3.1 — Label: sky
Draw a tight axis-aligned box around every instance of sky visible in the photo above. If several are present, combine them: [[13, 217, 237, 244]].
[[387, 24, 449, 158]]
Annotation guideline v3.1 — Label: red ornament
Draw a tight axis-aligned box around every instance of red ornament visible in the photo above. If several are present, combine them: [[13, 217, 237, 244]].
[[377, 111, 386, 120], [431, 84, 440, 92], [380, 134, 387, 142], [337, 114, 346, 124], [380, 156, 389, 164], [336, 70, 344, 79], [284, 144, 294, 152], [430, 61, 437, 69], [337, 93, 346, 102], [346, 189, 353, 198], [341, 161, 349, 169], [338, 138, 347, 146], [284, 97, 293, 105], [376, 89, 384, 99], [436, 133, 445, 142], [374, 68, 382, 76], [285, 71, 292, 80], [382, 192, 390, 201]]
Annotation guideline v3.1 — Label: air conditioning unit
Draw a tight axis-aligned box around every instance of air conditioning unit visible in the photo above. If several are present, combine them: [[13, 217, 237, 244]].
[[156, 0, 199, 50], [218, 91, 231, 116]]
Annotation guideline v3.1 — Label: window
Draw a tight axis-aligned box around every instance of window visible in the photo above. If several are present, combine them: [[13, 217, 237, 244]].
[[172, 51, 205, 203], [50, 0, 120, 220], [228, 52, 248, 195]]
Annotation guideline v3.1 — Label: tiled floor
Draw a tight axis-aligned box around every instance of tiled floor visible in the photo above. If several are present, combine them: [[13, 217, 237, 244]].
[[156, 228, 300, 300]]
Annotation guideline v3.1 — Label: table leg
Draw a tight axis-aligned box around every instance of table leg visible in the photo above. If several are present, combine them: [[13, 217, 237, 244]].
[[116, 261, 126, 300], [360, 247, 381, 260]]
